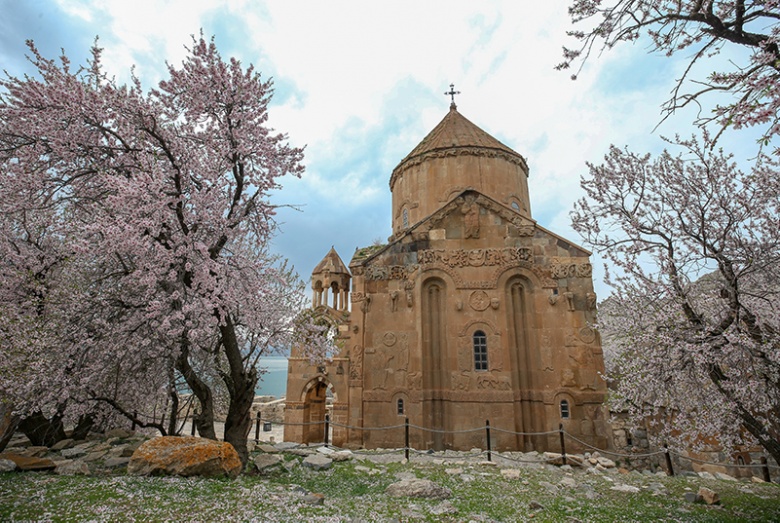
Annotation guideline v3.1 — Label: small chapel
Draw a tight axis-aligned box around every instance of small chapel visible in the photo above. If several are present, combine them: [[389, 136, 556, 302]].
[[284, 93, 611, 452]]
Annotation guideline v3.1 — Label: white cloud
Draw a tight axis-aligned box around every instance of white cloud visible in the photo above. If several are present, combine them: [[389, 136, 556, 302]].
[[5, 0, 764, 290]]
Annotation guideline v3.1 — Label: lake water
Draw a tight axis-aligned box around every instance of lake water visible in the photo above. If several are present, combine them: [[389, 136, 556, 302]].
[[255, 356, 288, 398]]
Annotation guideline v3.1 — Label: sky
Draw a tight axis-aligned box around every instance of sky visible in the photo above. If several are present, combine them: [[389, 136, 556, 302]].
[[0, 0, 766, 300]]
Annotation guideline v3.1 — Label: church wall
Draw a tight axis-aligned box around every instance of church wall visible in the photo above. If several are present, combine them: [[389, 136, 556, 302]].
[[347, 193, 610, 452]]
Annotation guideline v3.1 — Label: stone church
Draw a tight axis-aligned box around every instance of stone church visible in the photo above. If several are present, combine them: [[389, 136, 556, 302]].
[[284, 98, 610, 452]]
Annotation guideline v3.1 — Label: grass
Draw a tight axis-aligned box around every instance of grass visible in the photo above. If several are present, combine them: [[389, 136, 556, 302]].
[[1, 456, 779, 522]]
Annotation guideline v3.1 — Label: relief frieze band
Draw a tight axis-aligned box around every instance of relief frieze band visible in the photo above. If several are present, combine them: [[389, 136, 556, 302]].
[[418, 247, 532, 268]]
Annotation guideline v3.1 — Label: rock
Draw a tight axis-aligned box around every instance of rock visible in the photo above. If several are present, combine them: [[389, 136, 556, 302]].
[[697, 471, 716, 480], [103, 457, 131, 469], [21, 446, 49, 458], [697, 487, 720, 505], [50, 438, 76, 451], [559, 476, 577, 488], [539, 481, 559, 493], [105, 428, 134, 439], [0, 453, 56, 471], [714, 472, 737, 482], [302, 454, 333, 471], [385, 479, 451, 500], [288, 448, 315, 457], [752, 476, 766, 483], [128, 436, 241, 478], [431, 501, 457, 515], [445, 467, 463, 475], [0, 458, 17, 472], [257, 444, 279, 454], [316, 446, 335, 455], [283, 459, 299, 472], [331, 451, 353, 462], [253, 454, 284, 473], [528, 501, 544, 511], [684, 491, 700, 503], [501, 468, 522, 480], [273, 442, 300, 451], [61, 447, 88, 459], [597, 457, 616, 468], [83, 451, 108, 462], [55, 460, 90, 475], [610, 484, 640, 493], [302, 493, 325, 505]]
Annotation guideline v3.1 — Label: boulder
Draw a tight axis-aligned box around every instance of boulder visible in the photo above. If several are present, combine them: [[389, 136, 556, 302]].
[[302, 493, 325, 505], [697, 486, 720, 505], [0, 453, 56, 471], [330, 450, 353, 462], [61, 448, 88, 459], [51, 438, 76, 451], [20, 446, 49, 458], [253, 454, 284, 473], [103, 457, 131, 469], [55, 460, 90, 476], [302, 454, 333, 471], [127, 436, 241, 478], [610, 484, 640, 493], [0, 458, 17, 472], [385, 479, 452, 500]]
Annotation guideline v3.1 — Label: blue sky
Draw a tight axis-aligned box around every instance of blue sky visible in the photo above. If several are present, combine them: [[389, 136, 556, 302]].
[[0, 0, 765, 299]]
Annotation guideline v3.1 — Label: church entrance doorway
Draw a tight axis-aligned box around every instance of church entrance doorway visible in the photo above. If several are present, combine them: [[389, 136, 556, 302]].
[[301, 379, 332, 444]]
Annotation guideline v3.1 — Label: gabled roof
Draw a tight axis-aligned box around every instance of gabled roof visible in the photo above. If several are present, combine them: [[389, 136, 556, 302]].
[[312, 246, 350, 276], [394, 105, 523, 171], [350, 189, 591, 268]]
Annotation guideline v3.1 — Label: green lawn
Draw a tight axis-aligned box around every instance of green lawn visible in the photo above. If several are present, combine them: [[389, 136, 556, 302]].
[[1, 459, 779, 522]]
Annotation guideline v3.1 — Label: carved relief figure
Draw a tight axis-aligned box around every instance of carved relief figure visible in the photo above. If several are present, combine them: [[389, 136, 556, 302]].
[[451, 371, 471, 390], [461, 195, 480, 238]]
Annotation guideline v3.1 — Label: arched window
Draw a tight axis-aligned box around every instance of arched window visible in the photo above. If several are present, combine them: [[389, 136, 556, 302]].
[[473, 330, 488, 371], [402, 208, 409, 229], [511, 201, 521, 211], [560, 400, 570, 419], [397, 398, 404, 415]]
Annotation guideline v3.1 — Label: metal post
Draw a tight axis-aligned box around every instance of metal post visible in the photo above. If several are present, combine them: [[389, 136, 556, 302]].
[[405, 418, 410, 461], [255, 412, 261, 443], [664, 444, 675, 476], [324, 414, 330, 446], [559, 423, 567, 466], [191, 409, 198, 436], [486, 420, 492, 462], [761, 457, 771, 483]]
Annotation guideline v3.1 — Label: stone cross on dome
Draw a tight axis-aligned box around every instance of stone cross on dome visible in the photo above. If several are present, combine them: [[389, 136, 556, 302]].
[[444, 83, 460, 109]]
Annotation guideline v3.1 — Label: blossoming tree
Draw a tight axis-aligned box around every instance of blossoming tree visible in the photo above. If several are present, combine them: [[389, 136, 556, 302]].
[[559, 0, 780, 151], [572, 134, 780, 464], [0, 35, 306, 464]]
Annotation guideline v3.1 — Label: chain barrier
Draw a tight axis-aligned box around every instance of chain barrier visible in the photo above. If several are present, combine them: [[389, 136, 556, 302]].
[[668, 450, 780, 471], [246, 417, 778, 477]]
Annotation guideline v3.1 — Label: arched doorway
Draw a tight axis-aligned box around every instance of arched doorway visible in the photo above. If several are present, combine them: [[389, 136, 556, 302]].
[[301, 378, 333, 444]]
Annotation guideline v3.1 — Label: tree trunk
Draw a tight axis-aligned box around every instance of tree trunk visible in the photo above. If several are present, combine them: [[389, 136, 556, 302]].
[[167, 370, 179, 436], [18, 411, 67, 447], [71, 414, 93, 440], [0, 403, 20, 453], [219, 314, 257, 467], [175, 349, 217, 440]]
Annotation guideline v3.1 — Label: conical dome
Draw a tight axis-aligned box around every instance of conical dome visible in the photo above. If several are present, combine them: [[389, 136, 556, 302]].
[[392, 105, 523, 182], [390, 105, 531, 236]]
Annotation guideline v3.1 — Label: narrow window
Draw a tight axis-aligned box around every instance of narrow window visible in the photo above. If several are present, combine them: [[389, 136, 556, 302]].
[[560, 400, 570, 419], [511, 201, 521, 211], [402, 208, 409, 229], [397, 398, 404, 415], [473, 330, 488, 371]]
